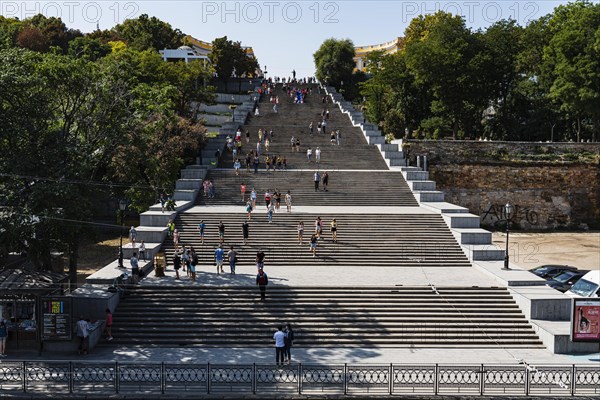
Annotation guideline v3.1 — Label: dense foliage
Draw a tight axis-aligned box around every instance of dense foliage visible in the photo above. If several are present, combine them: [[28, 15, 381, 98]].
[[313, 38, 356, 90], [0, 15, 214, 281], [358, 1, 600, 142], [209, 36, 260, 79]]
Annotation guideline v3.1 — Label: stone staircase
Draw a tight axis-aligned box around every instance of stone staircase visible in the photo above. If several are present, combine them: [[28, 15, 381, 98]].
[[109, 286, 544, 348], [160, 213, 472, 268], [218, 84, 388, 170], [101, 82, 544, 351], [196, 169, 418, 207]]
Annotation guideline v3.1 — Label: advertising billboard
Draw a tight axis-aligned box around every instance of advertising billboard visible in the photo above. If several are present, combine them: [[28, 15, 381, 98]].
[[571, 298, 600, 342]]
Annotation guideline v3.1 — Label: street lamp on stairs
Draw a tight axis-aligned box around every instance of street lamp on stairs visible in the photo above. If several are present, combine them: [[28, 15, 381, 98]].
[[503, 203, 513, 270]]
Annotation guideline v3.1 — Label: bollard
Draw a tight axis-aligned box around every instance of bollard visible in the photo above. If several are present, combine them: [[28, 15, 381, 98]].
[[423, 155, 428, 171], [416, 155, 421, 169]]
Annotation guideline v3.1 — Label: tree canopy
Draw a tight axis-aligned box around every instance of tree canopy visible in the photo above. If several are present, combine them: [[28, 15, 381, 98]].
[[313, 38, 356, 89], [0, 15, 214, 285], [113, 14, 184, 51], [209, 36, 259, 79], [354, 2, 600, 142]]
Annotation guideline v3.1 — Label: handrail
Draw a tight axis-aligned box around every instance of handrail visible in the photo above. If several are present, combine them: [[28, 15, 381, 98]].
[[0, 361, 597, 396]]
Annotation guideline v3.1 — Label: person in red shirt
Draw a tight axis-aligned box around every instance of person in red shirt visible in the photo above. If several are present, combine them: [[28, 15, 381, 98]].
[[105, 309, 113, 341]]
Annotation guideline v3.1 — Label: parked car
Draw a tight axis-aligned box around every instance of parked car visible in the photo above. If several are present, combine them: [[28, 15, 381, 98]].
[[530, 264, 579, 280], [566, 270, 600, 297], [545, 270, 588, 293]]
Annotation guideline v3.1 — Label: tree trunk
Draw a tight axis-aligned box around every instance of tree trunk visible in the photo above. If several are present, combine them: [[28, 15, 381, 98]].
[[577, 117, 581, 143], [69, 240, 79, 291], [453, 120, 458, 140]]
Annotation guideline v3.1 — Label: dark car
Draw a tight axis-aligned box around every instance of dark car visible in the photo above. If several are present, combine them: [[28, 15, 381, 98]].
[[531, 264, 579, 280], [546, 270, 588, 293]]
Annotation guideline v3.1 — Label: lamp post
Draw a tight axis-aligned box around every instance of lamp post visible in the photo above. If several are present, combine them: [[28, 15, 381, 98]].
[[117, 199, 128, 268], [503, 202, 513, 270], [229, 104, 237, 123]]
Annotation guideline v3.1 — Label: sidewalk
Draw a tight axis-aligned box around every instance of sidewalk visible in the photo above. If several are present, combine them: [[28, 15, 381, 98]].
[[3, 346, 598, 365]]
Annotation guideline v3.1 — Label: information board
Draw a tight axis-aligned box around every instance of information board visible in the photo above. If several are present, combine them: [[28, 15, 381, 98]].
[[571, 298, 600, 342], [41, 297, 72, 341]]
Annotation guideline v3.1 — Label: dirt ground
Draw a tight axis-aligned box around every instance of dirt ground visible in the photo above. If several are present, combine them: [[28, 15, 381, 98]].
[[492, 231, 600, 271], [76, 234, 123, 285]]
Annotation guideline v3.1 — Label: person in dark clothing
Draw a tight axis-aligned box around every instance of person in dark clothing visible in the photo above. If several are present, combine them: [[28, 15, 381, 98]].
[[218, 221, 225, 243], [284, 323, 294, 364], [173, 253, 181, 280], [256, 268, 268, 301], [322, 172, 329, 192], [242, 221, 249, 245]]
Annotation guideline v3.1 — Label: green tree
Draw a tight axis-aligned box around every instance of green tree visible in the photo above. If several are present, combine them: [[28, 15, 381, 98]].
[[114, 14, 184, 51], [68, 36, 111, 61], [404, 12, 483, 139], [209, 36, 237, 79], [27, 14, 82, 52], [0, 46, 210, 284], [313, 38, 355, 90], [164, 60, 215, 117], [0, 16, 25, 49], [544, 1, 600, 141]]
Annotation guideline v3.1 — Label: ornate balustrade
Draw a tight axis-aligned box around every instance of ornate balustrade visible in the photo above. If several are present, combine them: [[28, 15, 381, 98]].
[[0, 362, 598, 396]]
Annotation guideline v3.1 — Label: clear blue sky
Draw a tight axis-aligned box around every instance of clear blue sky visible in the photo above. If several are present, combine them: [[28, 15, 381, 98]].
[[5, 1, 567, 76]]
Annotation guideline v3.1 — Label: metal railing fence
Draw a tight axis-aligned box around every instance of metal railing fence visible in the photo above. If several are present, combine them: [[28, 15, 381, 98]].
[[0, 362, 598, 396]]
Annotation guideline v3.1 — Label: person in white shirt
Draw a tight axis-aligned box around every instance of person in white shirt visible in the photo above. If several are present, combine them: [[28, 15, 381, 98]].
[[315, 147, 321, 163], [76, 316, 89, 355], [273, 325, 286, 365]]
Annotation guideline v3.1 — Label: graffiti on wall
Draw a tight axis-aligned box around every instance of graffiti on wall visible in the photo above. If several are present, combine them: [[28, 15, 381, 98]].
[[482, 204, 540, 225]]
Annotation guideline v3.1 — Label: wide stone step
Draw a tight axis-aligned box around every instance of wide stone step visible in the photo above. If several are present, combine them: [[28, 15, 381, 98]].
[[462, 244, 506, 261], [386, 158, 408, 167], [139, 210, 177, 227], [113, 286, 543, 348], [414, 191, 445, 202], [148, 200, 192, 213], [134, 226, 168, 243], [173, 189, 198, 201], [175, 179, 203, 190], [452, 228, 493, 245], [162, 214, 472, 268], [409, 181, 436, 191], [403, 171, 429, 181], [181, 168, 207, 179], [367, 136, 385, 145], [442, 213, 481, 229], [376, 143, 399, 152], [195, 170, 417, 206]]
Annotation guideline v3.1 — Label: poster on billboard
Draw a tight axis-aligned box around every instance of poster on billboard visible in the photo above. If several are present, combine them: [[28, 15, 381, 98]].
[[571, 298, 600, 342], [41, 297, 73, 341]]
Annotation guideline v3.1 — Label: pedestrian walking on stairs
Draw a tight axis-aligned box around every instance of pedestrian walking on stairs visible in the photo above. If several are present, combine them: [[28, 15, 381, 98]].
[[257, 269, 269, 301], [242, 221, 249, 244], [313, 171, 321, 191]]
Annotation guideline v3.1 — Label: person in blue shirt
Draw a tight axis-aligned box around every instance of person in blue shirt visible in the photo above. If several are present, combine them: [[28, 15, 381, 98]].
[[197, 220, 206, 244], [214, 245, 224, 274]]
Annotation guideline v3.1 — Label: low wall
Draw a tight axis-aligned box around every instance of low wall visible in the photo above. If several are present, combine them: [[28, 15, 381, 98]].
[[406, 140, 600, 230], [199, 113, 231, 125]]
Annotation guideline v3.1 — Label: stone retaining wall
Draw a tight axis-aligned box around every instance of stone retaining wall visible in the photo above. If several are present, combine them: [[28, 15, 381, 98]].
[[406, 140, 600, 230]]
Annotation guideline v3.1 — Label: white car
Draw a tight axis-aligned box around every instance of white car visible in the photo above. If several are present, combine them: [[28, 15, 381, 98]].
[[566, 270, 600, 297]]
